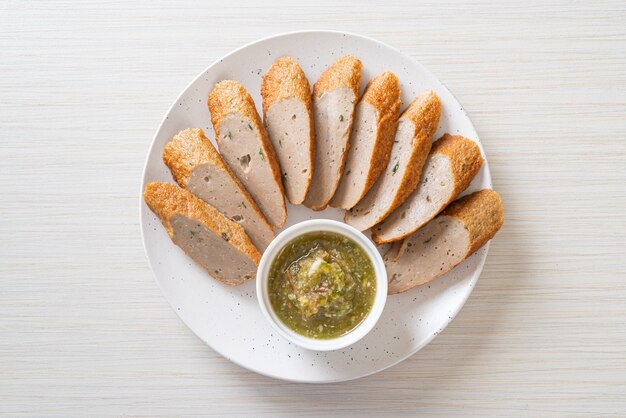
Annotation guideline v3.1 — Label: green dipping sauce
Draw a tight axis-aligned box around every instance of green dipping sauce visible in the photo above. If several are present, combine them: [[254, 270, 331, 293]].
[[268, 231, 376, 339]]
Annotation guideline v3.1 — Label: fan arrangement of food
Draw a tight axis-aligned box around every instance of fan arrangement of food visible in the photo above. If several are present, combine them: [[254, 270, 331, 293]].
[[144, 55, 504, 295]]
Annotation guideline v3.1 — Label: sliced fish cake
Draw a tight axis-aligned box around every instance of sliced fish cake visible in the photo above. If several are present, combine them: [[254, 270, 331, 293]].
[[330, 71, 401, 209], [208, 80, 287, 228], [163, 128, 274, 251], [372, 134, 484, 244], [144, 182, 261, 286], [303, 55, 362, 210], [345, 91, 441, 231], [261, 56, 314, 205], [385, 189, 504, 294]]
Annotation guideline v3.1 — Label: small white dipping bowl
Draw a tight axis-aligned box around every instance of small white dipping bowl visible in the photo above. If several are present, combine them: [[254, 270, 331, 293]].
[[256, 219, 387, 351]]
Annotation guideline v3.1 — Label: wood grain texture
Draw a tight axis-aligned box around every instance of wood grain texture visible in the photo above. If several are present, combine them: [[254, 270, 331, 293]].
[[1, 0, 625, 416]]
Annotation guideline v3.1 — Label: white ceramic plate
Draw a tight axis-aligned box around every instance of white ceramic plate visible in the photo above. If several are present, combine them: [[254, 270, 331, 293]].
[[140, 30, 492, 383]]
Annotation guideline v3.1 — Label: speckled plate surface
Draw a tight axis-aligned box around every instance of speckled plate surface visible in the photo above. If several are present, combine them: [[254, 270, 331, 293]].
[[140, 30, 492, 383]]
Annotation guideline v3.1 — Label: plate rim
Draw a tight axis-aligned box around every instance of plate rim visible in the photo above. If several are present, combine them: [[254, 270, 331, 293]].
[[139, 29, 491, 383]]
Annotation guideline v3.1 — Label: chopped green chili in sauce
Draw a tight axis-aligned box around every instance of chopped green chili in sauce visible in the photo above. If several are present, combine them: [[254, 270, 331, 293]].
[[268, 231, 376, 339]]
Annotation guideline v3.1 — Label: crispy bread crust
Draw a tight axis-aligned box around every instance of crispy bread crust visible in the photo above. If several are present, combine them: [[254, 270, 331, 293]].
[[207, 80, 287, 227], [432, 134, 484, 198], [442, 189, 504, 255], [313, 55, 362, 98], [143, 182, 261, 285], [162, 128, 272, 232], [261, 56, 315, 205]]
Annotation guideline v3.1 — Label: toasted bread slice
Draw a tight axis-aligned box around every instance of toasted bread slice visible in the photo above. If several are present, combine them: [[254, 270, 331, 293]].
[[330, 71, 401, 209], [372, 134, 484, 244], [261, 56, 315, 205], [208, 80, 287, 228], [385, 189, 504, 294], [345, 91, 441, 231], [303, 55, 362, 210], [163, 128, 274, 251], [144, 182, 260, 285]]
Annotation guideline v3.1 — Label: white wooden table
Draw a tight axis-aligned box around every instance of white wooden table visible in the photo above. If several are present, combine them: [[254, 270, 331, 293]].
[[2, 1, 625, 416]]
